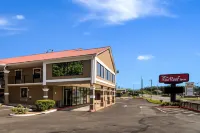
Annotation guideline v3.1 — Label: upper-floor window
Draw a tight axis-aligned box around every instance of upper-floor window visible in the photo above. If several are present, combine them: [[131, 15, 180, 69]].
[[0, 72, 4, 79], [15, 70, 22, 80], [105, 69, 109, 80], [33, 68, 41, 79], [97, 62, 104, 78], [52, 61, 83, 77], [112, 74, 115, 83]]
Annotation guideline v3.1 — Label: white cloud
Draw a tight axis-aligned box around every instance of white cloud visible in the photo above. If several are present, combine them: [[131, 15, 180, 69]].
[[83, 31, 91, 35], [137, 55, 154, 60], [14, 15, 25, 20], [0, 18, 8, 26], [0, 15, 26, 36], [73, 0, 173, 24]]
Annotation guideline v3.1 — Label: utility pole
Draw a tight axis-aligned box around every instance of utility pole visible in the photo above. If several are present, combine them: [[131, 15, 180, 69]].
[[132, 84, 134, 95]]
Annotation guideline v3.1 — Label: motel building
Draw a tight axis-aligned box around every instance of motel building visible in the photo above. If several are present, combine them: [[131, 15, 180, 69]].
[[0, 46, 116, 112]]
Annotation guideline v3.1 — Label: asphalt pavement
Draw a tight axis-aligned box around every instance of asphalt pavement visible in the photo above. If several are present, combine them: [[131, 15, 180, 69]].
[[0, 98, 200, 133]]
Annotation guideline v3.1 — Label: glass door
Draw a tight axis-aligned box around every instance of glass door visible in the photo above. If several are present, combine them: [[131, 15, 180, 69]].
[[64, 88, 72, 106]]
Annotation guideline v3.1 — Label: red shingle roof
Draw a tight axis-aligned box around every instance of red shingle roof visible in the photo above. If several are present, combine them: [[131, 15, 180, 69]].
[[0, 47, 109, 65]]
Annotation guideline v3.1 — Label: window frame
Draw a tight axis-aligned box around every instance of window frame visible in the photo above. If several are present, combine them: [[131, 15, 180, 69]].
[[20, 87, 28, 98], [33, 68, 41, 79], [15, 69, 22, 80]]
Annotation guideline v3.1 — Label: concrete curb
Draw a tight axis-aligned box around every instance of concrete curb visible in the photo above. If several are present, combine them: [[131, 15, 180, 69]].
[[157, 106, 180, 108], [9, 109, 57, 117]]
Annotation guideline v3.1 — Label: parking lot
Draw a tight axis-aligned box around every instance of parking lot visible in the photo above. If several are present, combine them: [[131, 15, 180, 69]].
[[0, 99, 200, 133], [0, 106, 11, 117]]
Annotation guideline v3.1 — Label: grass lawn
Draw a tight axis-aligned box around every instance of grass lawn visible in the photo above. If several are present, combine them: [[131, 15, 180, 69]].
[[180, 97, 200, 101]]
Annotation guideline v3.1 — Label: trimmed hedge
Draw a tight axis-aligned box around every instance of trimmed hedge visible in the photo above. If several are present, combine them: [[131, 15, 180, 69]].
[[146, 98, 163, 104], [161, 102, 180, 106], [11, 104, 28, 114], [35, 99, 55, 111]]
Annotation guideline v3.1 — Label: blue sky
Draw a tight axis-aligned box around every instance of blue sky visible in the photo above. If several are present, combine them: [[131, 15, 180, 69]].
[[1, 0, 200, 89]]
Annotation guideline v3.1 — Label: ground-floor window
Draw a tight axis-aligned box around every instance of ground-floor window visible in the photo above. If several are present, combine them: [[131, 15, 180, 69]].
[[66, 87, 90, 106], [20, 87, 28, 98]]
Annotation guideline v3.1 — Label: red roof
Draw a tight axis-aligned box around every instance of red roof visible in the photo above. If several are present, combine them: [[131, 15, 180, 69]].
[[0, 47, 109, 65]]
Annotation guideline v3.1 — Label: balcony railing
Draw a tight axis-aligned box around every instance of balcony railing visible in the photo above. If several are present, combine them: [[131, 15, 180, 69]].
[[8, 74, 43, 84], [0, 79, 5, 88]]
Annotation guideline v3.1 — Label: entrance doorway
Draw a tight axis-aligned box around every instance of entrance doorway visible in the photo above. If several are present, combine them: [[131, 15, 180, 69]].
[[64, 88, 72, 106], [0, 89, 4, 103]]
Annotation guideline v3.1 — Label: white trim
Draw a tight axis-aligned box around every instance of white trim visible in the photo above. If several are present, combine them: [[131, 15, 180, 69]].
[[43, 96, 48, 98], [4, 93, 9, 95], [96, 78, 116, 87], [3, 70, 10, 74], [43, 62, 46, 85], [90, 95, 95, 98], [94, 57, 97, 83], [46, 77, 91, 83], [96, 57, 115, 75], [20, 87, 28, 98], [42, 88, 49, 92], [44, 55, 92, 64], [8, 83, 42, 86], [91, 58, 95, 84]]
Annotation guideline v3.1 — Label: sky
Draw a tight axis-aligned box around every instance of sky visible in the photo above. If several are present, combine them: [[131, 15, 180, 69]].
[[1, 0, 200, 89]]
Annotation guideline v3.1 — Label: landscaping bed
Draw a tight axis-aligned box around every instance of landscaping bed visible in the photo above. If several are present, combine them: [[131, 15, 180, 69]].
[[9, 99, 57, 116], [146, 98, 181, 108]]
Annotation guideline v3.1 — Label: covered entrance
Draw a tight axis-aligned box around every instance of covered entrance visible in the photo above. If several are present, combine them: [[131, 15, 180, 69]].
[[64, 88, 72, 106], [63, 87, 90, 107]]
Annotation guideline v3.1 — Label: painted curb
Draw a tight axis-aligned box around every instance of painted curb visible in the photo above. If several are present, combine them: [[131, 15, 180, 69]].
[[9, 109, 57, 117], [157, 106, 180, 108]]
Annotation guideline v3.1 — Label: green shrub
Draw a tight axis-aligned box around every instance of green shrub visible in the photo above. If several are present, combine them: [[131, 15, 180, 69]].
[[161, 102, 180, 106], [35, 99, 55, 111], [11, 104, 28, 114], [146, 98, 163, 104]]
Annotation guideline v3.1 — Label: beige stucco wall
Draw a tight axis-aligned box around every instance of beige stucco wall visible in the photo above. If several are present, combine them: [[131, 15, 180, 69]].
[[52, 86, 63, 101], [9, 85, 53, 105], [97, 50, 115, 72], [8, 66, 43, 84]]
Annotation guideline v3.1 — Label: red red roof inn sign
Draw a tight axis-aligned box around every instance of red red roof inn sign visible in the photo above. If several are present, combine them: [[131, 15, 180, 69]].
[[159, 73, 189, 84]]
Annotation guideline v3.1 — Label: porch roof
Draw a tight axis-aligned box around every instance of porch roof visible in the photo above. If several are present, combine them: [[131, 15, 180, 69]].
[[0, 46, 109, 65]]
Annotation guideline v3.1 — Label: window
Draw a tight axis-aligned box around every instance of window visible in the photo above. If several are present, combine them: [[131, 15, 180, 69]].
[[52, 61, 83, 77], [20, 87, 28, 98], [112, 74, 115, 83], [33, 68, 41, 79], [97, 62, 104, 78], [100, 65, 104, 78], [15, 70, 22, 80], [105, 69, 108, 80], [97, 62, 101, 76]]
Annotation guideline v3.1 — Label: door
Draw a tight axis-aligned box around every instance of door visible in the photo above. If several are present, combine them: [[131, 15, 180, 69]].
[[64, 88, 72, 106]]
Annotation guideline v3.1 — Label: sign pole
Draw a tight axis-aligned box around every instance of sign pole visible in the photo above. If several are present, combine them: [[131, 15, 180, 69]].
[[170, 83, 176, 102]]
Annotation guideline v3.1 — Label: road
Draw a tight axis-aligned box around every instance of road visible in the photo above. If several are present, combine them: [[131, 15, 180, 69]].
[[0, 98, 200, 133]]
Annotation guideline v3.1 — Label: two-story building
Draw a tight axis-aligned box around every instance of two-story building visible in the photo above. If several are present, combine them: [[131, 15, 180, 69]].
[[0, 46, 116, 112]]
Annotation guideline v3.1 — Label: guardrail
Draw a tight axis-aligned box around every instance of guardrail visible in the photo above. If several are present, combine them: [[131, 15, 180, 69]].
[[180, 101, 200, 112]]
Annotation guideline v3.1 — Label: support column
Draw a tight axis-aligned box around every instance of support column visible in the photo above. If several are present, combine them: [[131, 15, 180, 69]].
[[100, 86, 104, 107], [105, 88, 107, 107], [113, 88, 116, 104], [109, 89, 112, 104], [4, 70, 10, 105], [43, 86, 49, 99], [90, 84, 95, 112]]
